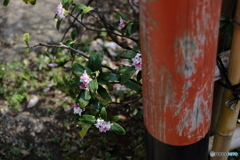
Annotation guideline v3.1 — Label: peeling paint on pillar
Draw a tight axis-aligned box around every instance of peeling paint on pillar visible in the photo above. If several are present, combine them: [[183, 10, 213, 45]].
[[140, 0, 221, 145]]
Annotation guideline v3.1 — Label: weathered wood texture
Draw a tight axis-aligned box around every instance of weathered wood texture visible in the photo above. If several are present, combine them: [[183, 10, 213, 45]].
[[140, 0, 222, 146]]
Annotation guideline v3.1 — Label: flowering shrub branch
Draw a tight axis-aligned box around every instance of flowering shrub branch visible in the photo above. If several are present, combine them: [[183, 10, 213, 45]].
[[60, 0, 95, 41], [29, 42, 139, 74], [22, 0, 142, 137], [30, 42, 89, 58], [66, 6, 138, 45]]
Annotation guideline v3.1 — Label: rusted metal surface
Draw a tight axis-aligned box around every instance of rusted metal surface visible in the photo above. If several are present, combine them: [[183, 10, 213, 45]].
[[140, 0, 222, 145]]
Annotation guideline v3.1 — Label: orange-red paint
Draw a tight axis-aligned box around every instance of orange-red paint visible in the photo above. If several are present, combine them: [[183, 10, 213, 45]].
[[140, 0, 222, 145]]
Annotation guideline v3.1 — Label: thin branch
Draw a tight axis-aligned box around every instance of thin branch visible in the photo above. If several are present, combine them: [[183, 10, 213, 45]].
[[68, 13, 102, 32], [87, 12, 122, 33], [87, 12, 139, 43], [97, 13, 132, 50], [75, 29, 88, 43], [61, 17, 77, 42], [31, 42, 89, 58], [108, 96, 142, 108], [30, 42, 114, 71], [68, 13, 138, 43], [131, 2, 139, 8], [86, 0, 94, 6], [94, 0, 133, 50], [61, 0, 95, 42], [130, 2, 139, 20], [108, 96, 143, 121], [130, 78, 142, 86]]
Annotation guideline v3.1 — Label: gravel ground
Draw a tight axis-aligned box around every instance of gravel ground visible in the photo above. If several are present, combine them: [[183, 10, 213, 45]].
[[0, 0, 64, 62]]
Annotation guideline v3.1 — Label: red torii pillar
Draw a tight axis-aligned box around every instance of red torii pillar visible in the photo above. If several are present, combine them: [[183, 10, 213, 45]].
[[140, 0, 222, 159]]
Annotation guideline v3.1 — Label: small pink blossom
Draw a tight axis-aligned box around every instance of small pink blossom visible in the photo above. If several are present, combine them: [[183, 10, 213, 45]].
[[119, 17, 126, 28], [94, 119, 104, 128], [73, 104, 82, 116], [55, 3, 65, 19], [48, 62, 58, 68], [79, 82, 89, 90], [129, 0, 134, 3], [94, 119, 113, 132], [132, 53, 142, 70], [80, 70, 92, 83], [79, 70, 92, 90]]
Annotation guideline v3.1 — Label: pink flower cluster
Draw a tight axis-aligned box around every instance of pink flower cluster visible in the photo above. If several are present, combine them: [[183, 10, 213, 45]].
[[132, 53, 142, 70], [94, 119, 113, 132], [119, 17, 126, 28], [73, 104, 82, 116], [129, 0, 134, 3], [79, 70, 92, 90], [55, 3, 65, 19], [48, 62, 58, 68]]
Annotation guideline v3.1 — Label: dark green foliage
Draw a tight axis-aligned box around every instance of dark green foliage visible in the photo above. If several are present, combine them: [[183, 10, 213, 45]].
[[220, 14, 234, 38]]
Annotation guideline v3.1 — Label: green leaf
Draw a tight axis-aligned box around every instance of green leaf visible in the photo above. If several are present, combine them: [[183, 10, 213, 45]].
[[56, 19, 63, 31], [137, 71, 142, 82], [89, 79, 98, 93], [127, 22, 138, 35], [127, 24, 132, 35], [132, 45, 140, 53], [225, 22, 234, 38], [100, 72, 119, 81], [28, 0, 36, 5], [110, 123, 126, 135], [64, 40, 75, 46], [62, 73, 68, 84], [80, 124, 92, 138], [115, 12, 127, 20], [90, 70, 100, 79], [23, 33, 30, 46], [72, 63, 85, 75], [125, 80, 142, 93], [61, 0, 73, 8], [100, 107, 107, 120], [89, 98, 101, 110], [24, 48, 30, 54], [64, 77, 80, 88], [87, 52, 103, 72], [22, 0, 36, 5], [73, 4, 87, 11], [71, 28, 77, 40], [3, 0, 10, 6], [80, 92, 91, 108], [220, 14, 230, 21], [97, 85, 112, 105], [220, 21, 228, 29], [100, 28, 107, 37], [118, 66, 136, 85], [79, 115, 96, 124], [119, 50, 136, 59], [108, 116, 120, 122], [117, 66, 130, 74], [135, 109, 143, 118], [77, 90, 91, 108], [81, 6, 94, 20]]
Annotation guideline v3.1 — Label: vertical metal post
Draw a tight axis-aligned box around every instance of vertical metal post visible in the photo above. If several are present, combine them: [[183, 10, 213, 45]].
[[140, 0, 222, 159]]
